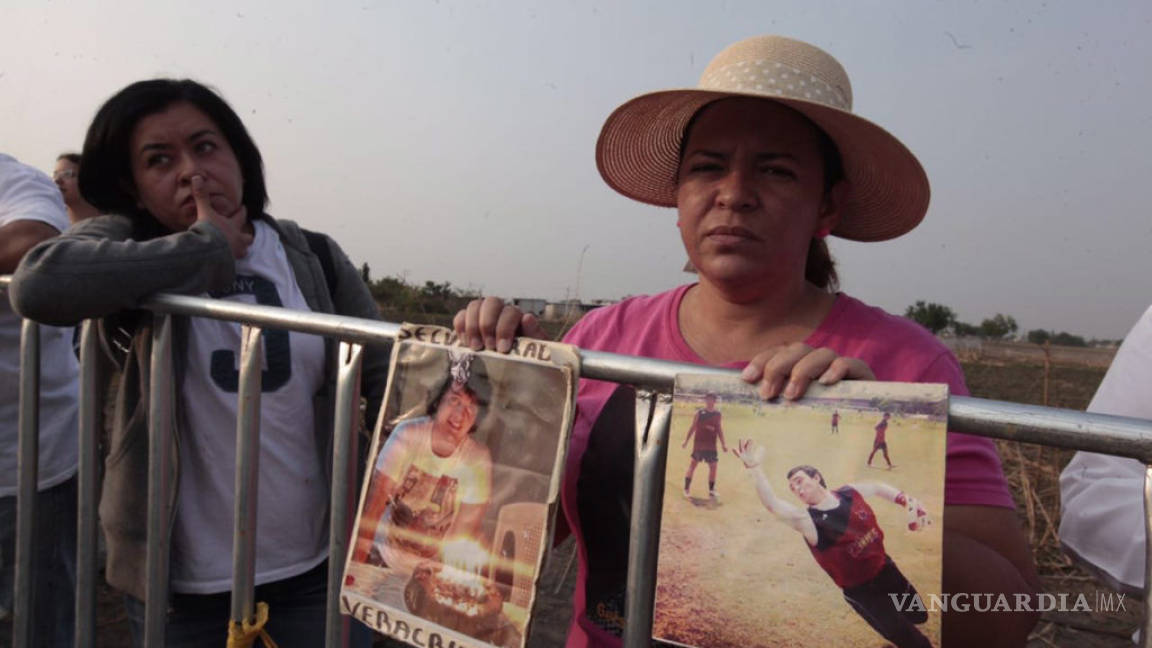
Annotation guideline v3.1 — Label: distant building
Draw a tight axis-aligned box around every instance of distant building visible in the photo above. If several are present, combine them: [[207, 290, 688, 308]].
[[511, 298, 547, 316], [507, 297, 617, 322], [538, 299, 613, 322], [543, 301, 583, 322]]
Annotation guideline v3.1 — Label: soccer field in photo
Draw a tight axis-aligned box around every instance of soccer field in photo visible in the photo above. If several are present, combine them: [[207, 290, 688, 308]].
[[654, 378, 947, 648]]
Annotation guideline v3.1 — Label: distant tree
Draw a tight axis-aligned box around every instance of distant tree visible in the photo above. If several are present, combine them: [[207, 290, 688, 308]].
[[1052, 331, 1088, 347], [422, 280, 454, 300], [367, 275, 481, 315], [360, 262, 371, 284], [369, 276, 415, 309], [904, 301, 956, 334], [980, 313, 1018, 340], [952, 321, 981, 337], [1026, 329, 1051, 345]]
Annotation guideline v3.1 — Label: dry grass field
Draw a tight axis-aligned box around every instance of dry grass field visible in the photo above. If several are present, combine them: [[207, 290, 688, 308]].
[[961, 359, 1142, 647]]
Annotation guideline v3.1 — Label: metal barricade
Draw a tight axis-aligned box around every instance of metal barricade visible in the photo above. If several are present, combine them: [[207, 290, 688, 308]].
[[4, 280, 1152, 647], [14, 319, 39, 648]]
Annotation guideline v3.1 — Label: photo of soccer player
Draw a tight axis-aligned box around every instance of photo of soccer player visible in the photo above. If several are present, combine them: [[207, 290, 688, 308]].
[[733, 440, 933, 647], [868, 411, 894, 469], [342, 327, 577, 648], [681, 393, 728, 500], [654, 375, 947, 648]]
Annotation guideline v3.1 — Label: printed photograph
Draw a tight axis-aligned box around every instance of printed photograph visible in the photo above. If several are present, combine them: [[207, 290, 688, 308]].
[[342, 328, 576, 648], [653, 375, 948, 648]]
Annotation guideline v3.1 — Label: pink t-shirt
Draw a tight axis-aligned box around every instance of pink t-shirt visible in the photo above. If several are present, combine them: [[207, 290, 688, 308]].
[[559, 284, 1012, 648]]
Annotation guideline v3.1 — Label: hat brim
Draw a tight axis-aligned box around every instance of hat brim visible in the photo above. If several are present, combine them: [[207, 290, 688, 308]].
[[595, 89, 930, 242]]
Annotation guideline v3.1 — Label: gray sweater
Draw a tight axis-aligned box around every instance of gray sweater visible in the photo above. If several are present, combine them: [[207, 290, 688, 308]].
[[10, 213, 390, 599]]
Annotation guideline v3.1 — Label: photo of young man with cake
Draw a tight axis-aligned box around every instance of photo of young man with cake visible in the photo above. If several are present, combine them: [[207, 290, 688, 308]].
[[353, 350, 495, 574], [343, 329, 577, 648]]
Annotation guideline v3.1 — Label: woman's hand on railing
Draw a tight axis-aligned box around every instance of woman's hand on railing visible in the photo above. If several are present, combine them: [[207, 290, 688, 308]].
[[453, 297, 545, 353], [739, 343, 874, 400]]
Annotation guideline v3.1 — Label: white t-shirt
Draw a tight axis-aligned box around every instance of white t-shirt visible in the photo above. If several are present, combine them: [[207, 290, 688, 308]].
[[170, 219, 328, 593], [0, 154, 79, 496], [1059, 304, 1152, 593], [370, 416, 492, 573]]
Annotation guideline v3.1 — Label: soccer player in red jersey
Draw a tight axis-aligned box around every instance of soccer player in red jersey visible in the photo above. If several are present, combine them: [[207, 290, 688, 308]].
[[868, 411, 894, 469], [682, 393, 728, 499]]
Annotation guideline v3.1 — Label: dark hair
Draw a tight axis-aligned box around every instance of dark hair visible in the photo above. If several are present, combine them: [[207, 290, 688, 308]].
[[427, 379, 489, 435], [56, 152, 82, 165], [677, 98, 842, 291], [786, 465, 826, 488], [79, 79, 267, 222], [806, 127, 843, 291]]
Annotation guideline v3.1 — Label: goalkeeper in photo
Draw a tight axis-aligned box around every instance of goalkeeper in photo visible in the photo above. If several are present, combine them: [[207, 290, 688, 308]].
[[733, 439, 934, 648]]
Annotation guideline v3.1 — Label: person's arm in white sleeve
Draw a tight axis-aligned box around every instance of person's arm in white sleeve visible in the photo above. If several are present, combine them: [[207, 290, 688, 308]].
[[1059, 304, 1152, 594], [0, 155, 68, 273]]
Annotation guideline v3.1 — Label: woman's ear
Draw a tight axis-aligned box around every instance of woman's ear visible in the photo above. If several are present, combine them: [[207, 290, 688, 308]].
[[818, 179, 847, 233]]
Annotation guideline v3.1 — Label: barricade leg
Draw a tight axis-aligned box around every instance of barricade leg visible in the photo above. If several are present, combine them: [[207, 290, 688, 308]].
[[145, 315, 175, 648], [326, 342, 363, 648], [1142, 465, 1152, 648], [13, 320, 40, 648], [230, 326, 264, 629], [623, 389, 672, 648], [76, 320, 100, 648]]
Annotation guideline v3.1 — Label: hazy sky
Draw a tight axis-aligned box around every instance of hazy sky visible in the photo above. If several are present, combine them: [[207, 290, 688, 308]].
[[4, 0, 1150, 339]]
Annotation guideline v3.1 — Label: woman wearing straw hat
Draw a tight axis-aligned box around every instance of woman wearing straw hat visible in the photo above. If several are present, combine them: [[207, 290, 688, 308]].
[[455, 35, 1039, 646]]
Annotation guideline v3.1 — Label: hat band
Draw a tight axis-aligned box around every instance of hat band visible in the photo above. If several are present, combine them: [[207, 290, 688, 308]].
[[699, 60, 850, 111]]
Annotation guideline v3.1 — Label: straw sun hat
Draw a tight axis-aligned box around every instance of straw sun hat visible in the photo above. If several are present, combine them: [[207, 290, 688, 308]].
[[595, 35, 929, 242]]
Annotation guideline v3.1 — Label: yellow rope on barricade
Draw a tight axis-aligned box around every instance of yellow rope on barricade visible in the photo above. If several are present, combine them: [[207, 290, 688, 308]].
[[226, 601, 279, 648]]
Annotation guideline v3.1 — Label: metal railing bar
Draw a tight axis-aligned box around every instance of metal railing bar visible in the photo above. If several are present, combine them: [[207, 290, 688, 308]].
[[230, 326, 264, 627], [575, 350, 730, 389], [142, 293, 401, 349], [82, 292, 1152, 462], [950, 398, 1152, 461], [0, 285, 1129, 462], [326, 342, 364, 648], [75, 320, 100, 648], [144, 315, 175, 647], [14, 320, 40, 648]]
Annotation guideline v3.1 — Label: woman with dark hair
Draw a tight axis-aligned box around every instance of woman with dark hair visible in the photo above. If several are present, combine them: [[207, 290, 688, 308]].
[[11, 79, 387, 647], [455, 36, 1039, 647]]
